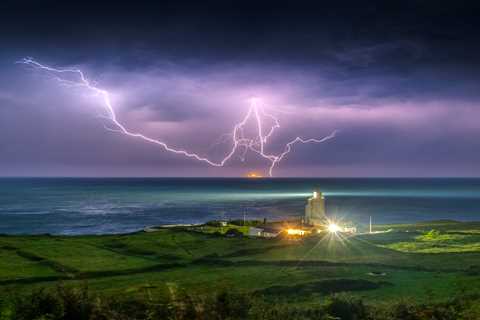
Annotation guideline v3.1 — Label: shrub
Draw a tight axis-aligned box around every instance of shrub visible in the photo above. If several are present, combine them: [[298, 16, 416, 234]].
[[324, 294, 369, 320], [4, 284, 480, 320], [225, 228, 243, 237], [11, 287, 64, 320]]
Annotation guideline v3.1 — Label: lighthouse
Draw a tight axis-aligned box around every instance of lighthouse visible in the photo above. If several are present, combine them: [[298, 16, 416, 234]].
[[305, 188, 327, 226]]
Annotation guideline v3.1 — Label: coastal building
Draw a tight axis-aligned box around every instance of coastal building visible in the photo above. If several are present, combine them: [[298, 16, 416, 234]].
[[343, 226, 357, 234], [305, 188, 327, 226], [220, 221, 228, 227], [287, 228, 310, 236], [247, 226, 282, 238], [260, 227, 282, 238], [248, 227, 264, 237]]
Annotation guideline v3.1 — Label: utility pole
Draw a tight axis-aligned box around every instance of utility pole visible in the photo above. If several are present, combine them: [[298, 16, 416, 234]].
[[369, 216, 372, 234], [243, 209, 246, 226]]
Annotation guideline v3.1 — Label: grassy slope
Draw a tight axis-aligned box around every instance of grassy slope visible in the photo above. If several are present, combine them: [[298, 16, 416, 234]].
[[1, 221, 480, 304]]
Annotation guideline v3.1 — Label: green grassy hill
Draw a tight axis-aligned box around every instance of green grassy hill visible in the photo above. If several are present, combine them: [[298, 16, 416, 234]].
[[1, 221, 480, 304]]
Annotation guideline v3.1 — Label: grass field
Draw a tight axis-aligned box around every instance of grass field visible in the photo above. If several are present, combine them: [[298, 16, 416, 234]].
[[1, 220, 480, 305]]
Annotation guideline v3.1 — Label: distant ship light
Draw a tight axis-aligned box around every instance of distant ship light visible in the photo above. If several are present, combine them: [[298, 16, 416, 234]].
[[246, 171, 263, 178]]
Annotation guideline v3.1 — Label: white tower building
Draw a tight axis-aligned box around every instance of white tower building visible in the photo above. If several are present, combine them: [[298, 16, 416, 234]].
[[305, 189, 327, 226]]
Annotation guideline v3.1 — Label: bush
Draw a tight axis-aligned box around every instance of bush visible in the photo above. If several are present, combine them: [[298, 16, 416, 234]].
[[205, 291, 252, 319], [225, 228, 243, 237], [9, 284, 150, 320], [325, 294, 369, 320], [4, 284, 480, 320]]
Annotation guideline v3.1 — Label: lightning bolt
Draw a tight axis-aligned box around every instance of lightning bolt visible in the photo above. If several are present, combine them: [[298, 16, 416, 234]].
[[18, 58, 336, 176]]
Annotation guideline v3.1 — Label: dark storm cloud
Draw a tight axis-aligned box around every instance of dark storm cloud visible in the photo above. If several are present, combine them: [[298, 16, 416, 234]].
[[1, 0, 480, 176]]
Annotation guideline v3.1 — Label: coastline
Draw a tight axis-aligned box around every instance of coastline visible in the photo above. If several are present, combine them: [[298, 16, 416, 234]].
[[1, 218, 476, 238]]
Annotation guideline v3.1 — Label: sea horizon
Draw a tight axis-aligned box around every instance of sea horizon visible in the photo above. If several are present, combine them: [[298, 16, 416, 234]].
[[2, 177, 480, 235], [3, 176, 480, 179]]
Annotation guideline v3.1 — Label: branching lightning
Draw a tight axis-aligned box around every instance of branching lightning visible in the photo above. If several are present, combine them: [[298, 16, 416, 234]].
[[18, 58, 336, 176]]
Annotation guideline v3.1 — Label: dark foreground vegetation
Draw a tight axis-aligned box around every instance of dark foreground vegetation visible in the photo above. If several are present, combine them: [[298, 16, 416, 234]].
[[2, 284, 480, 320]]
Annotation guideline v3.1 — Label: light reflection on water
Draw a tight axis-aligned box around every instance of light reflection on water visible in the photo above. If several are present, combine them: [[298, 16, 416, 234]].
[[0, 178, 480, 234]]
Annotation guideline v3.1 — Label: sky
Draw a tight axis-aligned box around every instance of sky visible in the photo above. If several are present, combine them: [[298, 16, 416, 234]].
[[1, 0, 480, 177]]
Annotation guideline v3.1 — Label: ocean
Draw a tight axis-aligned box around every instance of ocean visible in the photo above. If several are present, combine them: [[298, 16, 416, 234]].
[[1, 178, 480, 235]]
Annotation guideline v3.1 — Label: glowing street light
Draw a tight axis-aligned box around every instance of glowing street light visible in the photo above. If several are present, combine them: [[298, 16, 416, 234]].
[[287, 229, 307, 236]]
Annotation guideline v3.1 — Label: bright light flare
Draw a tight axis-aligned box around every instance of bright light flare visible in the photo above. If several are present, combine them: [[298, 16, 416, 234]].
[[18, 58, 337, 176], [286, 229, 307, 236], [327, 223, 341, 233]]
